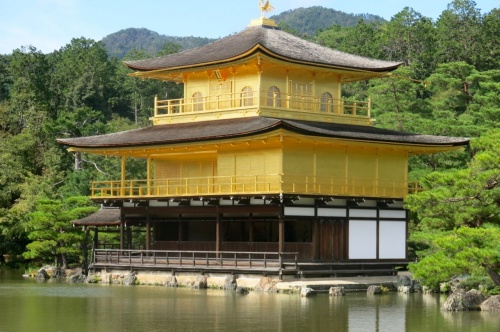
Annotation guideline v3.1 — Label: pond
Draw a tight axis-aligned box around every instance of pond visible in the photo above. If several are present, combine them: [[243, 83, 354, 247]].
[[0, 269, 498, 332]]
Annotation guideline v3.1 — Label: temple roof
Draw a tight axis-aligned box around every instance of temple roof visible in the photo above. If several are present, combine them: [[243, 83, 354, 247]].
[[123, 24, 401, 73], [57, 117, 469, 149], [72, 208, 120, 226]]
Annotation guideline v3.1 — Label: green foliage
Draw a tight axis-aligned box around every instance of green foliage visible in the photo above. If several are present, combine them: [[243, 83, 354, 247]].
[[102, 28, 214, 59], [407, 130, 500, 287], [272, 6, 385, 37], [23, 197, 97, 267]]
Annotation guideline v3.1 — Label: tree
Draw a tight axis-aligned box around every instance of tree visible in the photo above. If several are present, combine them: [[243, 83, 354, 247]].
[[435, 0, 483, 66], [23, 197, 97, 268], [406, 129, 500, 287], [382, 7, 437, 79]]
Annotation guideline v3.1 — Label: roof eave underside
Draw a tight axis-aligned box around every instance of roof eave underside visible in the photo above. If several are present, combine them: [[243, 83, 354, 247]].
[[57, 118, 469, 151]]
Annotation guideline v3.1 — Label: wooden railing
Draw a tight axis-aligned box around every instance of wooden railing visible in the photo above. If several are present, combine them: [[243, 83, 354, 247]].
[[154, 92, 370, 118], [93, 249, 298, 270], [91, 175, 417, 199]]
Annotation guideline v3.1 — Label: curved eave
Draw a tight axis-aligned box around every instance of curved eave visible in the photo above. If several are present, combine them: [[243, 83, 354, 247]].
[[128, 44, 400, 81], [57, 118, 469, 156]]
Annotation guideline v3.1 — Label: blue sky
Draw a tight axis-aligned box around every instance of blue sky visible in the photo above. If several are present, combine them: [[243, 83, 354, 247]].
[[1, 0, 498, 54]]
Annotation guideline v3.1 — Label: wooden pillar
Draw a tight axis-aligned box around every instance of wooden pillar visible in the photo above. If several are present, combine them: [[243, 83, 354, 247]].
[[120, 216, 125, 250], [278, 205, 284, 253], [215, 212, 221, 256], [146, 215, 151, 251], [93, 227, 99, 250], [127, 227, 132, 250]]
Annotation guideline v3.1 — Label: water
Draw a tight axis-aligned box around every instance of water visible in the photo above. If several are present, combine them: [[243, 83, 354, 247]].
[[0, 270, 498, 332]]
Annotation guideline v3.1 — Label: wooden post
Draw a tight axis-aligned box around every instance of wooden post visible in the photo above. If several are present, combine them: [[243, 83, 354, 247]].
[[216, 212, 221, 258], [278, 207, 284, 254], [147, 156, 152, 196], [120, 215, 125, 250], [146, 215, 151, 251]]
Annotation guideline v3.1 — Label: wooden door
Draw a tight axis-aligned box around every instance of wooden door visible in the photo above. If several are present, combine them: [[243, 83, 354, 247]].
[[320, 219, 346, 262]]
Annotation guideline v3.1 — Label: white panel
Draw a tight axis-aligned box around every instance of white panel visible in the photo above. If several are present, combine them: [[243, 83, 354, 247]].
[[379, 220, 407, 259], [149, 200, 169, 207], [349, 220, 377, 259], [284, 206, 315, 216], [379, 210, 406, 219], [293, 197, 315, 205], [123, 202, 134, 207], [349, 209, 377, 218], [317, 208, 346, 217]]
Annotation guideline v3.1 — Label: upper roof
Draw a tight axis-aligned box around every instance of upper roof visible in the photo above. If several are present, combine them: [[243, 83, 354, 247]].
[[123, 24, 401, 73], [57, 117, 469, 149]]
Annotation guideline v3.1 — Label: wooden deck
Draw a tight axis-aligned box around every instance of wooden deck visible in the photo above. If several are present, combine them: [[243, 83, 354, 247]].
[[91, 249, 407, 279]]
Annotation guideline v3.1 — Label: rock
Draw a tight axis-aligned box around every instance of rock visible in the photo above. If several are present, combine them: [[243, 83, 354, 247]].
[[442, 289, 486, 311], [165, 276, 178, 287], [480, 295, 500, 311], [463, 289, 486, 310], [52, 267, 64, 278], [254, 277, 278, 293], [300, 287, 316, 297], [235, 287, 249, 295], [68, 273, 86, 283], [122, 272, 137, 285], [36, 269, 50, 280], [396, 275, 412, 287], [329, 287, 345, 296], [367, 285, 382, 295], [193, 275, 208, 289], [224, 275, 237, 291], [399, 286, 412, 294]]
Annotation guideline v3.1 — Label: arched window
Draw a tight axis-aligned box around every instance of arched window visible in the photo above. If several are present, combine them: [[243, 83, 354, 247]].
[[320, 92, 334, 112], [192, 92, 203, 111], [241, 86, 253, 107], [266, 86, 281, 107]]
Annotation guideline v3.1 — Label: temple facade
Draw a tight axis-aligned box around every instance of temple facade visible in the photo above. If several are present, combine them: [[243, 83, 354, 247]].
[[59, 15, 468, 277]]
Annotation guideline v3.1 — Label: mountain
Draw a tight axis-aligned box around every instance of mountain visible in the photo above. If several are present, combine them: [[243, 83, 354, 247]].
[[101, 28, 215, 59], [102, 7, 386, 59], [270, 6, 385, 36]]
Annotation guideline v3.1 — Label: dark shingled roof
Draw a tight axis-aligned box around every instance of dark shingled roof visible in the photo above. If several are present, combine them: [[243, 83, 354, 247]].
[[72, 208, 120, 226], [57, 117, 469, 148], [124, 24, 401, 72]]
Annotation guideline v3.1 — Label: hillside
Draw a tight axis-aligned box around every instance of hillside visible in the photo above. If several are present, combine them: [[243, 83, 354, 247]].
[[102, 28, 215, 59], [270, 6, 385, 36], [102, 6, 385, 59]]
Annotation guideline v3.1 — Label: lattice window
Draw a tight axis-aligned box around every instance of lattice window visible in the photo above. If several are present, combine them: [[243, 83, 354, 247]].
[[266, 86, 281, 107], [320, 92, 333, 112], [192, 92, 204, 111]]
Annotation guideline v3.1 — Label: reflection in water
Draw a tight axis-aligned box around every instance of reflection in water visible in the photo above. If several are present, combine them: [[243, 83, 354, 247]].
[[0, 270, 499, 332]]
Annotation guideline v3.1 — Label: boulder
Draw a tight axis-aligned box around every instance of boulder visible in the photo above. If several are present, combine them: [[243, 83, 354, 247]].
[[235, 287, 249, 295], [300, 287, 317, 297], [122, 272, 137, 285], [36, 269, 50, 280], [165, 276, 178, 287], [442, 289, 486, 311], [367, 285, 382, 295], [396, 275, 412, 287], [254, 277, 278, 293], [68, 273, 86, 283], [224, 275, 237, 291], [398, 286, 412, 294], [480, 295, 500, 311], [193, 275, 208, 289], [329, 287, 345, 296]]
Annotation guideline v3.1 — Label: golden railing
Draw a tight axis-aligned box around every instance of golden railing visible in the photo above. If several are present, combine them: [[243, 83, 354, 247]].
[[154, 92, 370, 118], [90, 175, 417, 199]]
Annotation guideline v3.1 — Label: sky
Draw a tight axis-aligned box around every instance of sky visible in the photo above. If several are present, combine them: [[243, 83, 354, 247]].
[[0, 0, 498, 54]]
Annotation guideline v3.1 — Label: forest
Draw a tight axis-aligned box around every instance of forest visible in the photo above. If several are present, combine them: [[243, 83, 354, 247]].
[[0, 0, 498, 290]]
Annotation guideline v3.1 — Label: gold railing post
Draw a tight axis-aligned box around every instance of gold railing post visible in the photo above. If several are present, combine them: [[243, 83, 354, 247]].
[[154, 95, 158, 116]]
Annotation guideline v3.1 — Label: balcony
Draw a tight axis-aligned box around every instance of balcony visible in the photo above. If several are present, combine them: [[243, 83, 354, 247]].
[[90, 174, 418, 200], [152, 92, 371, 125]]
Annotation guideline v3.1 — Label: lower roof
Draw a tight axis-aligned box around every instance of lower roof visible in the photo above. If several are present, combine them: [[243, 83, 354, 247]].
[[57, 117, 469, 149]]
